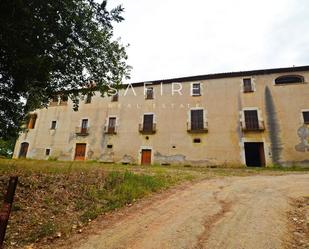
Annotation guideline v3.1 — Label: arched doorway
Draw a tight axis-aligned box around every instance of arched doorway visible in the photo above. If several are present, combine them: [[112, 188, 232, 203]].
[[19, 142, 29, 158]]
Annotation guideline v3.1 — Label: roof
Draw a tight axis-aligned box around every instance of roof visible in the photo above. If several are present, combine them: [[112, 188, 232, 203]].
[[130, 65, 309, 86]]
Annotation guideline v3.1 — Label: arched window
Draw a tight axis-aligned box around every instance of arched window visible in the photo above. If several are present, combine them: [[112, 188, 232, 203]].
[[275, 75, 304, 85]]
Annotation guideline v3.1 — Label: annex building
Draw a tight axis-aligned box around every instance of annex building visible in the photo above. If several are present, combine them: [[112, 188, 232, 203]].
[[13, 66, 309, 167]]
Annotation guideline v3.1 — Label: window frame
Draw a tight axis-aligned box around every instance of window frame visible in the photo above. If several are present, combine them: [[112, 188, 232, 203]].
[[274, 75, 305, 85], [111, 92, 119, 102], [45, 148, 51, 156], [302, 110, 309, 124], [50, 120, 57, 130], [191, 82, 202, 96], [145, 87, 154, 100], [244, 110, 259, 130], [240, 107, 264, 131], [242, 78, 254, 93], [187, 107, 208, 132], [143, 113, 154, 132], [85, 94, 92, 104]]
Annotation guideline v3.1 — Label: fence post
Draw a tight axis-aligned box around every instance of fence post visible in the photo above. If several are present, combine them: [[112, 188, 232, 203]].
[[0, 176, 18, 249]]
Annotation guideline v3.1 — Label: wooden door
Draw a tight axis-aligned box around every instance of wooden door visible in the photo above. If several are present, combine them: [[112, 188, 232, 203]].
[[141, 149, 151, 165], [19, 142, 29, 158], [74, 143, 86, 161]]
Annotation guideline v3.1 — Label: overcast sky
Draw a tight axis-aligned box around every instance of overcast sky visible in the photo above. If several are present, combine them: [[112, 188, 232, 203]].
[[110, 0, 309, 83]]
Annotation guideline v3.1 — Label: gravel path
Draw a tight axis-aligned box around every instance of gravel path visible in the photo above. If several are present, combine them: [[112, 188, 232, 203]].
[[66, 174, 309, 249]]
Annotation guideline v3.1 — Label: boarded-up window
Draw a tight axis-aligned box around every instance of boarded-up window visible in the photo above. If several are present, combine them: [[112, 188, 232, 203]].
[[191, 110, 204, 130], [145, 87, 154, 99], [243, 78, 253, 92], [192, 83, 201, 96], [303, 111, 309, 124], [143, 114, 154, 132], [244, 110, 259, 130]]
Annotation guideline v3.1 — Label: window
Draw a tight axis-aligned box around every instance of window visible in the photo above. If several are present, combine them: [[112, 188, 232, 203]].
[[244, 110, 259, 130], [52, 96, 59, 103], [143, 114, 154, 132], [193, 138, 201, 143], [145, 87, 154, 99], [243, 78, 253, 92], [81, 119, 88, 134], [275, 75, 304, 85], [192, 83, 201, 96], [51, 121, 57, 129], [60, 95, 68, 102], [107, 144, 113, 149], [107, 117, 116, 133], [27, 114, 37, 129], [19, 142, 29, 158], [45, 149, 51, 156], [303, 111, 309, 124], [111, 92, 119, 102], [85, 94, 92, 104], [190, 110, 204, 130]]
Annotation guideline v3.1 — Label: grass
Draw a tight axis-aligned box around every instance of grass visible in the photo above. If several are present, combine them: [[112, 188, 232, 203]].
[[0, 158, 309, 248]]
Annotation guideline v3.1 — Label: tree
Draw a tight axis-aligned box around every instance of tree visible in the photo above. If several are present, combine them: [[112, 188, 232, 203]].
[[0, 0, 130, 153]]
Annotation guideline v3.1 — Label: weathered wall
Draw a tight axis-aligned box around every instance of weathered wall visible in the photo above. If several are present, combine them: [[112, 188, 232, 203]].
[[13, 69, 309, 166]]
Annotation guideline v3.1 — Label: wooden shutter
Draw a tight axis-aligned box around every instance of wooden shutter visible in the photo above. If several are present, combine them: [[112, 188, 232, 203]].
[[244, 110, 259, 130], [143, 114, 153, 132], [191, 110, 203, 130], [108, 117, 116, 133], [243, 78, 252, 92]]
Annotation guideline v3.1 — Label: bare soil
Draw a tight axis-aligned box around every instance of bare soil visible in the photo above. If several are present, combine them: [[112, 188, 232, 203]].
[[55, 174, 309, 249]]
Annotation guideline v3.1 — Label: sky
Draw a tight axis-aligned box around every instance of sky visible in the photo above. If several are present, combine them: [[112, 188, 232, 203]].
[[109, 0, 309, 83]]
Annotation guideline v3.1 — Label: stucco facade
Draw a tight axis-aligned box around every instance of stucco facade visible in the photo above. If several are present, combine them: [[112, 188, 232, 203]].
[[13, 66, 309, 167]]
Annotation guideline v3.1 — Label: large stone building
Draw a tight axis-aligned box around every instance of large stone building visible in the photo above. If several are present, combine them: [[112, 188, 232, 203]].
[[13, 66, 309, 167]]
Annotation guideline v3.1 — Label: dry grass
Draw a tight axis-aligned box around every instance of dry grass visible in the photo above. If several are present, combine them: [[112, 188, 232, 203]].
[[0, 159, 309, 248]]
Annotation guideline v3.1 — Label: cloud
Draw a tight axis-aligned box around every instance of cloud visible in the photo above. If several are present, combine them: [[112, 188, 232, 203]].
[[110, 0, 309, 82]]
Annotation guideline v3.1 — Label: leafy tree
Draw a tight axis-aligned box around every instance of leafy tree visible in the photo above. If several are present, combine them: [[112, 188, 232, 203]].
[[0, 0, 130, 149]]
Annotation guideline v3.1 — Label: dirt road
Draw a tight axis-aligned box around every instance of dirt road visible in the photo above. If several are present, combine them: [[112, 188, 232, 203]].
[[66, 174, 309, 249]]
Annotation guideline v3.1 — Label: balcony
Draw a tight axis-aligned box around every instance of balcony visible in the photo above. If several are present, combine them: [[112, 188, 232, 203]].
[[104, 125, 117, 134], [75, 127, 89, 136], [241, 120, 265, 132], [243, 85, 254, 93], [187, 121, 208, 133], [139, 123, 156, 134]]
